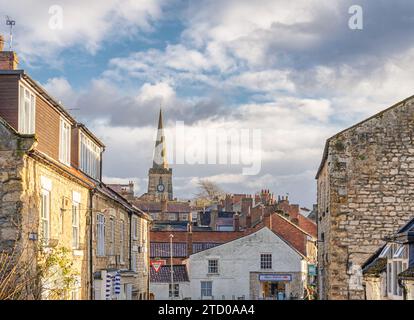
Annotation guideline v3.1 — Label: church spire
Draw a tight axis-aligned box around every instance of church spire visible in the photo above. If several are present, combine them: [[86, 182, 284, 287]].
[[153, 108, 168, 169]]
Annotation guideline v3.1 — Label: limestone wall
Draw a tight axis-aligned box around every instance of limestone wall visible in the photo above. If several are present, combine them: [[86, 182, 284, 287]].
[[318, 97, 414, 299]]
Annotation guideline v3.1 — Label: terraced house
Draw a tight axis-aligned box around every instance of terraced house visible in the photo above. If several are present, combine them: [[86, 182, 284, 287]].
[[0, 43, 151, 300]]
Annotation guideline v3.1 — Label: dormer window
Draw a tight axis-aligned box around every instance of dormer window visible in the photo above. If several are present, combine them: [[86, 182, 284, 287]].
[[59, 117, 71, 165], [18, 84, 35, 134], [80, 132, 101, 180]]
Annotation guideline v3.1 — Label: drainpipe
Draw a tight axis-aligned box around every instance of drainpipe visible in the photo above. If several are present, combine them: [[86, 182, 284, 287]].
[[89, 189, 95, 300]]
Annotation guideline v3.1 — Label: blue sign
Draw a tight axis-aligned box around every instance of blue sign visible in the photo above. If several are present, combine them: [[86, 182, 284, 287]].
[[308, 264, 317, 276], [259, 274, 292, 282]]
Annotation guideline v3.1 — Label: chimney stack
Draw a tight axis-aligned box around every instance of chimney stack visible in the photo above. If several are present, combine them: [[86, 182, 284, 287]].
[[0, 35, 18, 70], [187, 222, 193, 257], [233, 213, 240, 232], [246, 207, 252, 229]]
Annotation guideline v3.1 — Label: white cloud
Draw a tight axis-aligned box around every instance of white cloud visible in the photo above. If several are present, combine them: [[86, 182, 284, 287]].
[[0, 0, 165, 62]]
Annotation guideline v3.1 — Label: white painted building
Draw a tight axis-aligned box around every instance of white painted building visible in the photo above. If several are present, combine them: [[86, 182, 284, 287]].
[[185, 227, 308, 300]]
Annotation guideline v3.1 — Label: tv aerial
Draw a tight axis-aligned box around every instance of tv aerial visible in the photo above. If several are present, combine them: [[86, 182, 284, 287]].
[[6, 15, 16, 50]]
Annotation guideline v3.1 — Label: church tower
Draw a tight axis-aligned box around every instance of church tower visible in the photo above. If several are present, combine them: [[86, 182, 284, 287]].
[[147, 109, 173, 201]]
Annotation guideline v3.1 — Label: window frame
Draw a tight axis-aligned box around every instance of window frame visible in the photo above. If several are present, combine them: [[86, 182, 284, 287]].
[[109, 218, 115, 255], [79, 132, 101, 180], [72, 201, 80, 249], [201, 281, 212, 297], [18, 84, 36, 134], [40, 189, 51, 245], [96, 214, 106, 256], [132, 216, 138, 240], [260, 253, 272, 270], [59, 117, 71, 165], [169, 283, 179, 298], [208, 259, 219, 274], [120, 220, 125, 263]]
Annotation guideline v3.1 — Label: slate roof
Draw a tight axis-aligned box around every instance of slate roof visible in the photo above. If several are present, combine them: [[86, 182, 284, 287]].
[[150, 265, 189, 283], [151, 242, 223, 258], [151, 242, 187, 258]]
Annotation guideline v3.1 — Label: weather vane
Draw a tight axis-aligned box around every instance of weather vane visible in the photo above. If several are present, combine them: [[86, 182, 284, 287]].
[[6, 15, 15, 50]]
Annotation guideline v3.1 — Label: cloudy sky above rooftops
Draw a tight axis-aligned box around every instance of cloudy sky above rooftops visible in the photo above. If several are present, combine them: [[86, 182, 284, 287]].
[[2, 0, 414, 207]]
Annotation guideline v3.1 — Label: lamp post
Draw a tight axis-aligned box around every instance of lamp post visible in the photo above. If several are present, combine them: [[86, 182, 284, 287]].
[[169, 234, 174, 300]]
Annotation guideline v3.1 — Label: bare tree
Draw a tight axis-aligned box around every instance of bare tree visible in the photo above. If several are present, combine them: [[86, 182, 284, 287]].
[[0, 241, 79, 300], [195, 179, 226, 205]]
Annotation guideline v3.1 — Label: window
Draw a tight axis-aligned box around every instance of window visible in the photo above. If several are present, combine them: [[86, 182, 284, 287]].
[[72, 202, 80, 249], [120, 220, 125, 263], [109, 218, 115, 255], [40, 189, 50, 245], [80, 132, 101, 180], [19, 84, 35, 134], [201, 281, 212, 297], [97, 214, 105, 256], [59, 117, 71, 165], [169, 213, 177, 221], [132, 216, 138, 240], [208, 260, 219, 274], [131, 252, 137, 271], [169, 284, 179, 298], [260, 254, 272, 269]]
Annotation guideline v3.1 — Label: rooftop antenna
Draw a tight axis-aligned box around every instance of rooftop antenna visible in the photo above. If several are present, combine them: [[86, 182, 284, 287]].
[[6, 16, 15, 50]]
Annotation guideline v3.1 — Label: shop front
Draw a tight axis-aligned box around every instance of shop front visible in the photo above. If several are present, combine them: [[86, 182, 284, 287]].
[[258, 274, 293, 300]]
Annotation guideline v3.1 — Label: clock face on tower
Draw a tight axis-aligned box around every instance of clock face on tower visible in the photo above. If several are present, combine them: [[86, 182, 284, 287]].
[[157, 183, 165, 192]]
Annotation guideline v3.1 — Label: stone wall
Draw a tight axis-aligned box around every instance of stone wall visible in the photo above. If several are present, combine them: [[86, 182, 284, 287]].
[[317, 96, 414, 299]]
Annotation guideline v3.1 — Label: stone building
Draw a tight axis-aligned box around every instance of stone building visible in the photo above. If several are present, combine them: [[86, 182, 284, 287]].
[[316, 95, 414, 299], [0, 47, 151, 299]]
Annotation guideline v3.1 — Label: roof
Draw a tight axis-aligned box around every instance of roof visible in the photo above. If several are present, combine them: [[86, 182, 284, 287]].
[[151, 242, 187, 258], [134, 200, 191, 213], [0, 70, 105, 148], [315, 94, 414, 179], [151, 242, 224, 258], [399, 266, 414, 279], [188, 227, 306, 260], [150, 265, 189, 283], [362, 258, 387, 277]]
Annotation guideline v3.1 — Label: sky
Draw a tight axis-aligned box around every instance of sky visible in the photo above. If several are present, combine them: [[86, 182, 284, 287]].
[[2, 0, 414, 208]]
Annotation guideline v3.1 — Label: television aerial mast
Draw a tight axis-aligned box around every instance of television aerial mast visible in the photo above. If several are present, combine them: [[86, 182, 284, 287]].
[[6, 16, 16, 50]]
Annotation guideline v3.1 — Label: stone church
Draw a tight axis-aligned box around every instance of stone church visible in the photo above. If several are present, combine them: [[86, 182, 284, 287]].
[[146, 109, 173, 201]]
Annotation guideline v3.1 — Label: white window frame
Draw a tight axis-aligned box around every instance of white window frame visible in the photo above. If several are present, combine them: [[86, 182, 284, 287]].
[[96, 214, 105, 256], [201, 281, 212, 298], [132, 216, 138, 240], [40, 189, 51, 245], [120, 220, 125, 263], [109, 218, 115, 255], [208, 259, 219, 274], [79, 132, 101, 180], [18, 84, 36, 134], [59, 117, 71, 165], [131, 251, 137, 271], [72, 201, 80, 249]]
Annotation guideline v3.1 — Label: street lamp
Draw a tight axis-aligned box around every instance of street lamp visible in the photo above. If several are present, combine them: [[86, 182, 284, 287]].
[[169, 234, 174, 300]]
